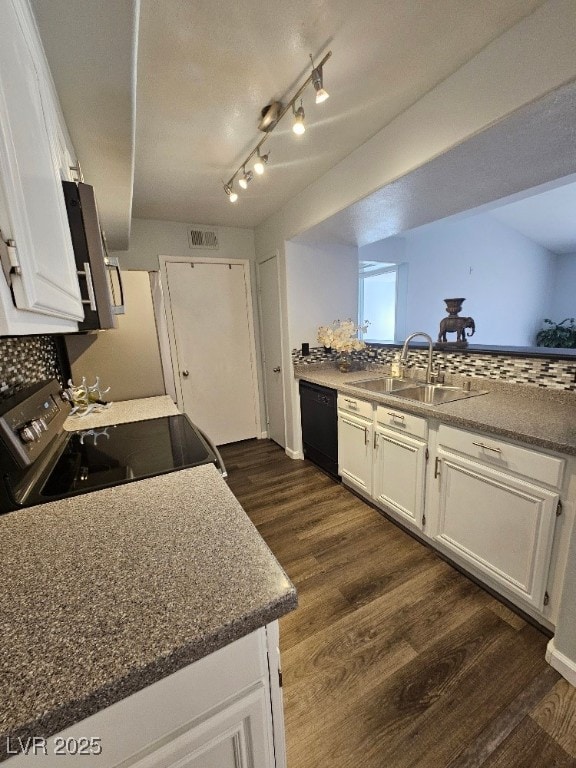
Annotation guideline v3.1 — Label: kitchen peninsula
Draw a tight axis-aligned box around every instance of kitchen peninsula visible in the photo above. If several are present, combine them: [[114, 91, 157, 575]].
[[295, 362, 576, 687], [0, 397, 296, 766]]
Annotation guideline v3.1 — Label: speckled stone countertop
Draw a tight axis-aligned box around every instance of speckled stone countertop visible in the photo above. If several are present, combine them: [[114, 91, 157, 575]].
[[0, 464, 296, 758], [295, 364, 576, 456], [64, 394, 179, 430]]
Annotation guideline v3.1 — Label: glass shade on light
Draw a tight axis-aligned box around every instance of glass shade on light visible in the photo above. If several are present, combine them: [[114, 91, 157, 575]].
[[254, 151, 268, 175], [292, 105, 305, 135], [239, 169, 252, 189], [224, 184, 238, 202], [315, 87, 329, 104]]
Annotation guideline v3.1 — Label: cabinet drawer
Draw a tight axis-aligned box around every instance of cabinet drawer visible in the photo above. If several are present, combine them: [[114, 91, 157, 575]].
[[375, 404, 427, 439], [337, 394, 373, 420], [438, 424, 564, 489]]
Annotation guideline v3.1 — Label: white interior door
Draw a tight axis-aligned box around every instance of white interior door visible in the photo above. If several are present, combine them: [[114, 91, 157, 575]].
[[164, 259, 259, 446], [257, 254, 286, 447]]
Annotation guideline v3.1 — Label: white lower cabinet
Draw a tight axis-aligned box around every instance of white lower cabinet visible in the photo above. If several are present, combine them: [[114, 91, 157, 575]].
[[130, 685, 272, 768], [373, 425, 427, 529], [429, 425, 565, 613], [335, 392, 569, 622], [337, 395, 373, 495], [372, 405, 428, 530], [432, 452, 558, 610], [6, 624, 285, 768]]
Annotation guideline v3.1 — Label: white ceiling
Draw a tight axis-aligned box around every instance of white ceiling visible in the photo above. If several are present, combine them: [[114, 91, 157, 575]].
[[33, 0, 549, 242], [488, 181, 576, 254]]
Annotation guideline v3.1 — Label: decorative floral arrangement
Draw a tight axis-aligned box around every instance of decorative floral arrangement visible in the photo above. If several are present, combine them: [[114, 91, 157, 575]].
[[317, 319, 369, 353]]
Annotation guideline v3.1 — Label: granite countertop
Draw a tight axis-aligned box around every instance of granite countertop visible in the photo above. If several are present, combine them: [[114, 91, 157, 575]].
[[295, 364, 576, 456], [64, 394, 180, 430], [1, 434, 296, 758]]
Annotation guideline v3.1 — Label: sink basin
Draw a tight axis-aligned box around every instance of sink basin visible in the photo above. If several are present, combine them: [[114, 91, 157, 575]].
[[393, 384, 488, 405], [350, 377, 417, 394]]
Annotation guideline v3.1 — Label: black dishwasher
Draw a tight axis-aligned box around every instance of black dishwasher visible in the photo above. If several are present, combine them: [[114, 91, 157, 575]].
[[299, 380, 339, 479]]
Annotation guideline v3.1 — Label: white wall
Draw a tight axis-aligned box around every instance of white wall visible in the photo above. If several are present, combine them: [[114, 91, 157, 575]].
[[553, 253, 576, 321], [285, 241, 359, 352], [284, 240, 358, 459], [361, 215, 558, 347], [65, 271, 165, 401], [115, 218, 256, 270], [412, 216, 554, 345]]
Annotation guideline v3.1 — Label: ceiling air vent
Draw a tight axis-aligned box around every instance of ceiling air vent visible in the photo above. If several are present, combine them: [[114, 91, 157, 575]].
[[188, 227, 219, 250]]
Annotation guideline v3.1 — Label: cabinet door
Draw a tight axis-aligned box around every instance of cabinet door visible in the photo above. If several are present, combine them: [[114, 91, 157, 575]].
[[338, 411, 372, 494], [373, 426, 427, 529], [125, 685, 275, 768], [0, 0, 83, 321], [433, 453, 558, 610]]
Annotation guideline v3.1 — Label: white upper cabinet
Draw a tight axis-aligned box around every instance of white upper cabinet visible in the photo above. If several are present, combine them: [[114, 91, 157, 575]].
[[0, 0, 83, 334]]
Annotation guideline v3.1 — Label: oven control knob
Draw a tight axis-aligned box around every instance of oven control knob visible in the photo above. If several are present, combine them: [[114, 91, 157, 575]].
[[19, 425, 36, 444], [30, 418, 47, 437]]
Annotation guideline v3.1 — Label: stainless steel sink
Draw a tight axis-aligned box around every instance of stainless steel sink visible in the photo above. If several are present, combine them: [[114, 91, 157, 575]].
[[393, 384, 488, 405], [350, 377, 417, 393]]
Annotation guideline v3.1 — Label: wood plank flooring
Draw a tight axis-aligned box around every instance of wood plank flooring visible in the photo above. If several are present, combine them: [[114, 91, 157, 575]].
[[219, 439, 576, 768]]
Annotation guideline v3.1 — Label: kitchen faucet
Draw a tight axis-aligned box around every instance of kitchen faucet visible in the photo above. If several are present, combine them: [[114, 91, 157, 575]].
[[399, 331, 437, 384]]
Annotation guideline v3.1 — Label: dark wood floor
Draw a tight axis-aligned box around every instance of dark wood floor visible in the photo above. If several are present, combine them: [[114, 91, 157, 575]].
[[219, 439, 576, 768]]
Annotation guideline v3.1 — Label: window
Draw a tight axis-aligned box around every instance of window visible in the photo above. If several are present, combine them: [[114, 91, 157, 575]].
[[359, 261, 398, 342]]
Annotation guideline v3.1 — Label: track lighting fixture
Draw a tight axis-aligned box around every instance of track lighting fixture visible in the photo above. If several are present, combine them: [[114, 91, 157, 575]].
[[224, 183, 238, 203], [238, 168, 253, 189], [292, 101, 306, 135], [310, 55, 329, 104], [223, 50, 332, 201], [253, 148, 269, 176]]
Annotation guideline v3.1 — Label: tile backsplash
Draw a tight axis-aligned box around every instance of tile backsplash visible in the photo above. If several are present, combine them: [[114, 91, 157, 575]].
[[292, 345, 576, 391], [0, 336, 67, 399]]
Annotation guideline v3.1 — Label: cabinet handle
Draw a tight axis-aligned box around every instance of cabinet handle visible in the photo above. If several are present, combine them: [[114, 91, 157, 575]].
[[387, 411, 405, 422], [472, 441, 502, 454], [374, 431, 379, 450], [364, 426, 368, 445], [344, 398, 358, 409], [434, 457, 441, 478], [79, 261, 97, 311]]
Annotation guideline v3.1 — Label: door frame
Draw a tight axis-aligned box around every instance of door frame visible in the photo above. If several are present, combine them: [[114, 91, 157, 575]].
[[256, 251, 287, 447], [160, 255, 262, 438]]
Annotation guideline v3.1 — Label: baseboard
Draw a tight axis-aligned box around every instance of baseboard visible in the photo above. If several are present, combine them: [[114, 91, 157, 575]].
[[546, 639, 576, 686], [260, 431, 268, 439], [285, 447, 304, 460]]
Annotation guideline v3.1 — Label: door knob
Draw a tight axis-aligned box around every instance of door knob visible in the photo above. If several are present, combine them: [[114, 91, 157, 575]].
[[273, 366, 281, 373], [182, 370, 190, 377]]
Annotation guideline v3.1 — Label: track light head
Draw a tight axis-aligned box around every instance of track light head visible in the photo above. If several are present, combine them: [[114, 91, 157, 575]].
[[224, 183, 238, 203], [254, 148, 269, 175], [239, 168, 253, 189], [292, 101, 305, 135], [310, 56, 329, 104]]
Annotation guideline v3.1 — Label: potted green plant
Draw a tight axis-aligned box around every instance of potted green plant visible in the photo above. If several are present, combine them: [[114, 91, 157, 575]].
[[535, 318, 576, 348]]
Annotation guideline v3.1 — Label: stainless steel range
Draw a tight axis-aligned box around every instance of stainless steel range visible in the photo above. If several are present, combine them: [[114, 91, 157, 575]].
[[0, 380, 226, 513]]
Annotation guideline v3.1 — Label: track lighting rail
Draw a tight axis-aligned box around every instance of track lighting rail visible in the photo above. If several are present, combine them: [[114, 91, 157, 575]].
[[224, 50, 332, 199]]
